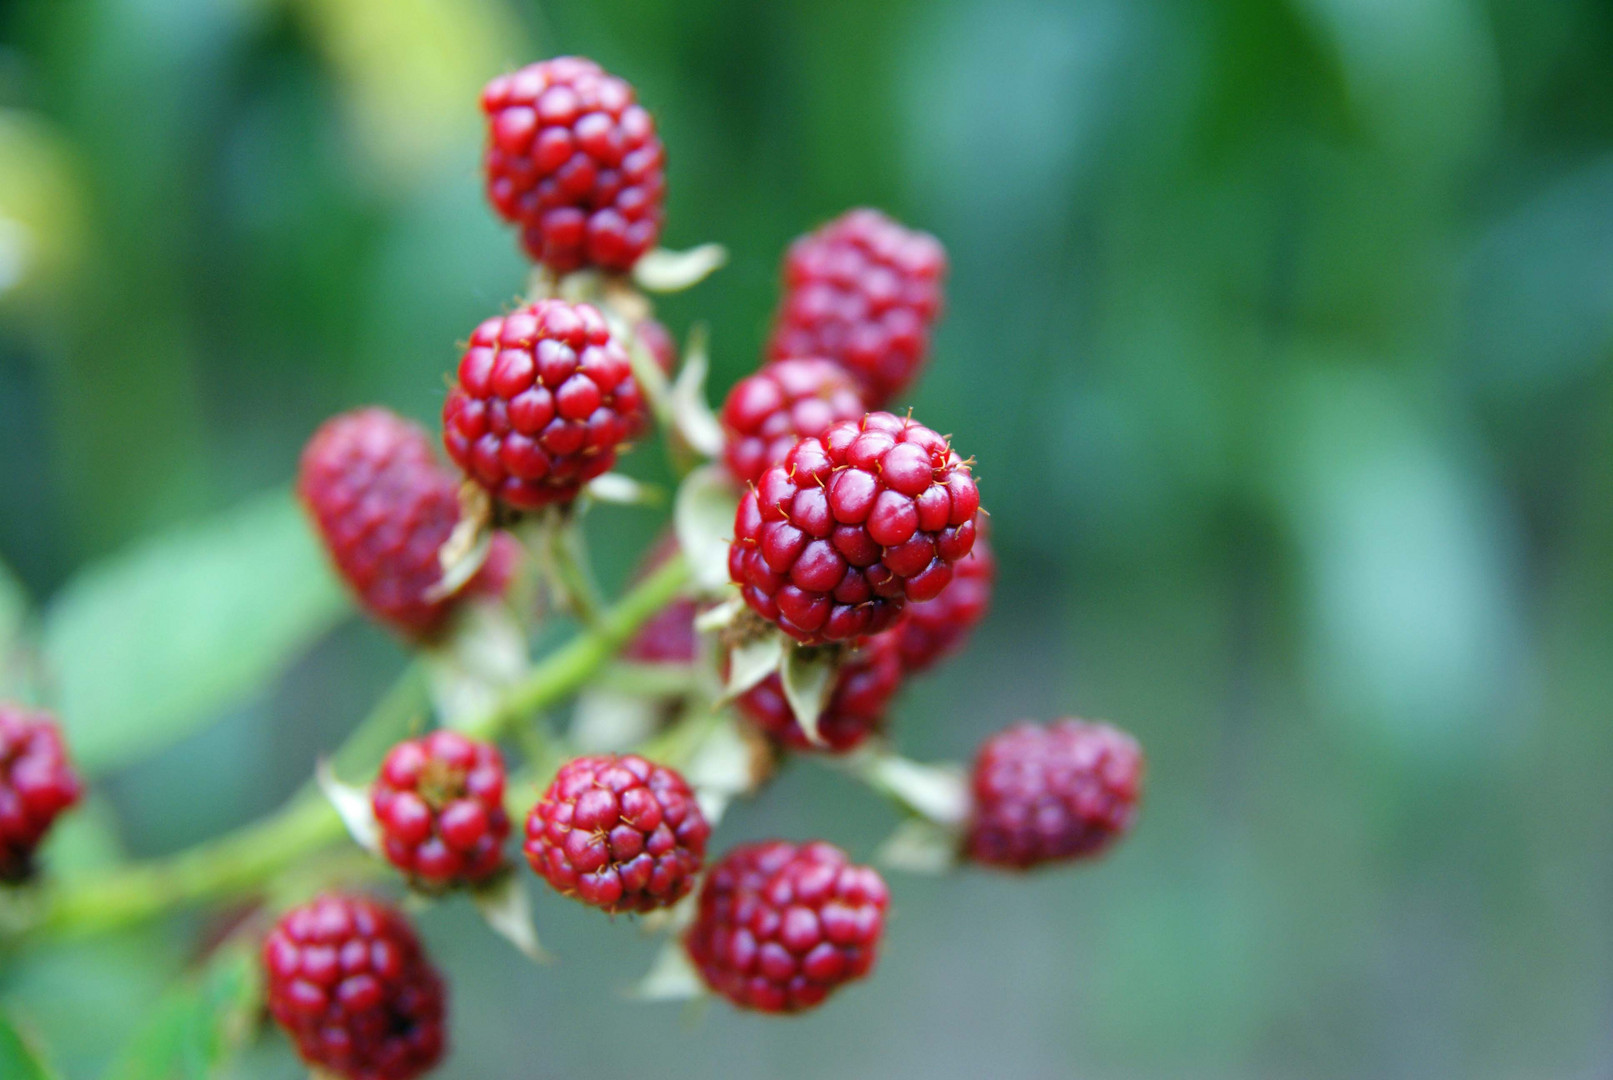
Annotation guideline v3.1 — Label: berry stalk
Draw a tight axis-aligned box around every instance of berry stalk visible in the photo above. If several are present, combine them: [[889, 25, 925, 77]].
[[20, 554, 691, 942]]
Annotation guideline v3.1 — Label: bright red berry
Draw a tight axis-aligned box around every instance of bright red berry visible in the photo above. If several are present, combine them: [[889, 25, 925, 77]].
[[442, 300, 645, 511], [770, 208, 946, 405], [735, 633, 903, 753], [481, 57, 665, 273], [891, 527, 995, 673], [262, 894, 446, 1080], [524, 754, 709, 913], [967, 720, 1144, 870], [720, 357, 868, 486], [299, 408, 515, 639], [728, 411, 981, 645], [684, 840, 889, 1013], [372, 731, 509, 888], [0, 705, 82, 883]]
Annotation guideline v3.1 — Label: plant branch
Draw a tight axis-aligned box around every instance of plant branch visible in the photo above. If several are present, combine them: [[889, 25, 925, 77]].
[[20, 555, 691, 944]]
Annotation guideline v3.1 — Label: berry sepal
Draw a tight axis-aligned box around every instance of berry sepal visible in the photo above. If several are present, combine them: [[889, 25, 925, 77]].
[[631, 243, 728, 294], [630, 936, 708, 1002], [316, 760, 381, 856], [470, 868, 551, 963], [674, 465, 740, 593], [778, 646, 837, 748]]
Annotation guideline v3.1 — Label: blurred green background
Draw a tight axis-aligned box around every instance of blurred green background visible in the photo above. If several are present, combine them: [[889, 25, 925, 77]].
[[3, 0, 1612, 1077]]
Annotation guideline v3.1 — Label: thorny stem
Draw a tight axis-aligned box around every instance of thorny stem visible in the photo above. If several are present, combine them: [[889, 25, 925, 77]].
[[16, 555, 691, 944]]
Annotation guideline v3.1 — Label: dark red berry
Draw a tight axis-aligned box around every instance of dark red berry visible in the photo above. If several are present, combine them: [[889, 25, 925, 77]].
[[684, 840, 889, 1013], [0, 705, 82, 883], [262, 894, 446, 1080], [621, 532, 698, 665], [967, 720, 1144, 870], [442, 300, 645, 511], [728, 411, 981, 645], [300, 408, 516, 639], [735, 633, 903, 754], [636, 318, 677, 377], [524, 754, 709, 913], [770, 208, 946, 405], [720, 357, 868, 486], [481, 57, 665, 273], [622, 596, 698, 665], [891, 527, 994, 673], [372, 730, 509, 888]]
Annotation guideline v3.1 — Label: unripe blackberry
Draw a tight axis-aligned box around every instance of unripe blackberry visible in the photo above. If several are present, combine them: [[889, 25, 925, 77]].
[[262, 894, 446, 1080], [967, 720, 1144, 870], [685, 840, 889, 1013], [728, 411, 980, 644], [524, 754, 709, 913], [481, 57, 665, 273], [891, 527, 995, 673], [0, 705, 82, 883], [735, 633, 903, 754], [720, 357, 867, 486], [770, 208, 946, 405], [442, 300, 645, 511], [372, 731, 509, 889], [299, 408, 515, 639]]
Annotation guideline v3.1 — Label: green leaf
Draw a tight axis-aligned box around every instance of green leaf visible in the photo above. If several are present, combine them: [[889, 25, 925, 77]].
[[42, 488, 347, 774], [0, 1010, 60, 1080], [103, 948, 260, 1080]]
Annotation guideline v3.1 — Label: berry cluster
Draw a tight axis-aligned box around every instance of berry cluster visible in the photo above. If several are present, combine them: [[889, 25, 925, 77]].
[[442, 300, 645, 511], [298, 408, 515, 639], [372, 731, 510, 888], [482, 57, 665, 273], [967, 720, 1144, 869], [264, 894, 446, 1080], [685, 840, 889, 1013], [524, 753, 710, 913], [244, 52, 1150, 1080], [0, 705, 81, 883], [770, 208, 947, 405], [729, 411, 981, 644]]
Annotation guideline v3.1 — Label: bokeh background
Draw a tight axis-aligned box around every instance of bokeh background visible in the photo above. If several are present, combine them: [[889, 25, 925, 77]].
[[3, 0, 1612, 1077]]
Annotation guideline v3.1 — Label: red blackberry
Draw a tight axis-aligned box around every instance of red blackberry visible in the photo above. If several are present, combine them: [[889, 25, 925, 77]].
[[770, 208, 946, 405], [0, 705, 82, 883], [728, 411, 981, 644], [684, 840, 889, 1013], [720, 357, 868, 486], [481, 57, 665, 273], [442, 300, 645, 511], [524, 754, 709, 913], [372, 731, 509, 889], [299, 408, 515, 639], [735, 633, 902, 753], [891, 527, 995, 673], [262, 894, 446, 1080], [622, 532, 698, 665], [967, 720, 1144, 870], [621, 596, 698, 665]]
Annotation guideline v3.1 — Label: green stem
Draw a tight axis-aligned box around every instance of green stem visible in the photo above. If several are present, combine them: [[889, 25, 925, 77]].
[[23, 555, 691, 943]]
